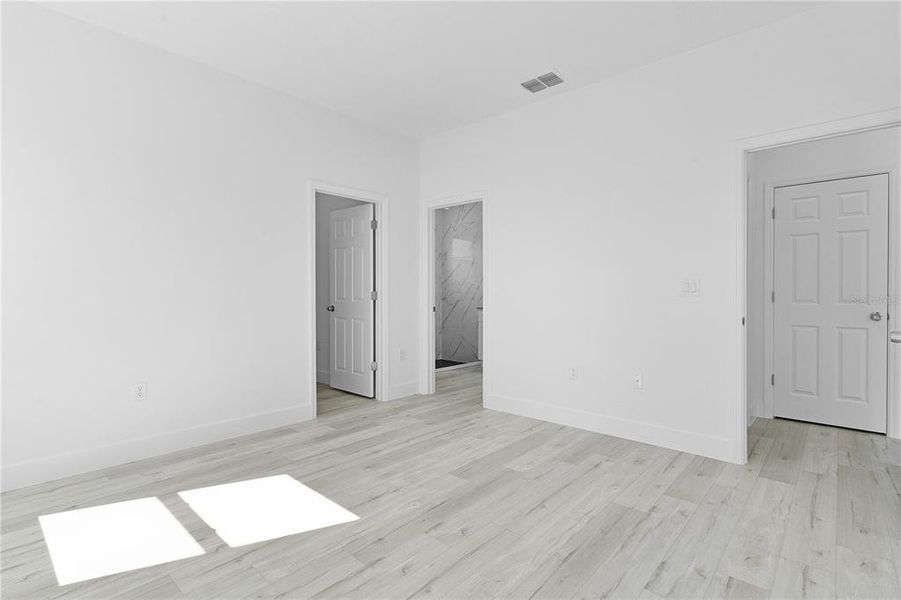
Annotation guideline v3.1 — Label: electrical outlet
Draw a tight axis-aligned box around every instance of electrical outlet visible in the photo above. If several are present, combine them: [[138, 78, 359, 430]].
[[632, 371, 643, 390], [400, 348, 407, 361], [569, 367, 578, 380], [134, 381, 147, 402]]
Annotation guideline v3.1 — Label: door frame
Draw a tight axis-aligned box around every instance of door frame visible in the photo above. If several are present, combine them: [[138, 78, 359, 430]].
[[735, 108, 901, 463], [419, 190, 487, 396], [308, 180, 389, 415]]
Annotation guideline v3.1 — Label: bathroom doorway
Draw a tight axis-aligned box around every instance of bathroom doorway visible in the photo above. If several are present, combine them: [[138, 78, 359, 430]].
[[434, 201, 483, 372]]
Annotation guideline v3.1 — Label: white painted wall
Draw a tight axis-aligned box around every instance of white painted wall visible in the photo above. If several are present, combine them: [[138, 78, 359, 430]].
[[315, 193, 368, 385], [420, 2, 901, 461], [1, 4, 419, 489]]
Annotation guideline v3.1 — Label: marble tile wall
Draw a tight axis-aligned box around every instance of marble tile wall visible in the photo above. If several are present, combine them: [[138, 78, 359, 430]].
[[435, 202, 482, 363]]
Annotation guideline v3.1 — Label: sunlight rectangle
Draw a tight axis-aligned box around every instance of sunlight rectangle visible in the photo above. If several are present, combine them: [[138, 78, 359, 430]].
[[178, 474, 359, 547], [39, 497, 204, 586]]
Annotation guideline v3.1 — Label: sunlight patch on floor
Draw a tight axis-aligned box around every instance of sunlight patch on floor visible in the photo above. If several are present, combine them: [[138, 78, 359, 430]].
[[178, 474, 359, 547], [39, 497, 204, 586]]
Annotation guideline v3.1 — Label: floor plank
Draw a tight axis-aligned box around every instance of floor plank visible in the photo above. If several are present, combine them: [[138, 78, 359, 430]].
[[780, 470, 837, 571], [718, 476, 793, 589], [760, 420, 809, 485], [771, 557, 835, 600], [835, 465, 901, 599]]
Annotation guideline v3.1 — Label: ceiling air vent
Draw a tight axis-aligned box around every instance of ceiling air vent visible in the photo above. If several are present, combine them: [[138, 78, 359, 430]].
[[520, 71, 564, 93], [537, 71, 564, 88], [521, 78, 547, 93]]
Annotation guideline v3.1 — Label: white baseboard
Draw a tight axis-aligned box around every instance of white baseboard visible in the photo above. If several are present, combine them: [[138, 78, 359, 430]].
[[484, 393, 734, 463], [316, 369, 330, 385], [1, 404, 314, 491], [388, 380, 420, 401]]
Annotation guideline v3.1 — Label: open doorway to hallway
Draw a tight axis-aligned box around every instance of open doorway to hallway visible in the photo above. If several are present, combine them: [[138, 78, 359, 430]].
[[314, 191, 377, 414]]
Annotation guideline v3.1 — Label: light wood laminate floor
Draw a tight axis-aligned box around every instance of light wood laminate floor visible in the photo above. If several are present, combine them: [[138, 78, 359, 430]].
[[2, 365, 900, 599], [316, 383, 372, 416]]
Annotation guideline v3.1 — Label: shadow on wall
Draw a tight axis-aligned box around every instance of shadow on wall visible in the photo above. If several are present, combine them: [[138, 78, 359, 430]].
[[435, 202, 482, 363]]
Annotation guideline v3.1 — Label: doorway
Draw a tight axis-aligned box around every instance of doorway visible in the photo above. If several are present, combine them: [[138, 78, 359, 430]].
[[313, 189, 380, 413], [434, 202, 483, 372], [746, 126, 900, 434], [422, 194, 486, 395]]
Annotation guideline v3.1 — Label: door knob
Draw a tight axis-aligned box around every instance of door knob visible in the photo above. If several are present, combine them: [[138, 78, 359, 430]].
[[327, 305, 335, 312], [891, 331, 901, 344], [870, 312, 883, 322]]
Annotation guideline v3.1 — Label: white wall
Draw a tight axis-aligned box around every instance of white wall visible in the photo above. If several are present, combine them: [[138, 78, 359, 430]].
[[315, 193, 368, 384], [1, 4, 419, 489], [420, 2, 901, 462]]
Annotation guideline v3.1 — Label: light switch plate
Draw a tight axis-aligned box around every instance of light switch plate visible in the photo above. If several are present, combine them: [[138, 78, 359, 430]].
[[681, 279, 701, 298]]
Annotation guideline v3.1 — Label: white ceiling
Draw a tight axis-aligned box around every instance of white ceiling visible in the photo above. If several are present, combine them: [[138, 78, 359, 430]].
[[45, 1, 819, 139]]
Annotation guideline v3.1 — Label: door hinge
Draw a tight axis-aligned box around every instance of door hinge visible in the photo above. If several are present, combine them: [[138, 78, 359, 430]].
[[771, 291, 775, 303], [741, 317, 746, 326], [771, 373, 775, 386], [370, 219, 378, 230], [771, 206, 775, 219], [371, 290, 378, 301], [370, 361, 378, 371]]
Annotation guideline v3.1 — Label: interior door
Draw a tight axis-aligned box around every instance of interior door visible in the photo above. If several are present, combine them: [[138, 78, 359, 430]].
[[328, 204, 375, 398], [774, 174, 889, 432]]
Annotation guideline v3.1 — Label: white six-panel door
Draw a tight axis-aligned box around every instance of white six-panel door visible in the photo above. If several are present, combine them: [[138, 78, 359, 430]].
[[328, 204, 375, 398], [774, 174, 889, 432]]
